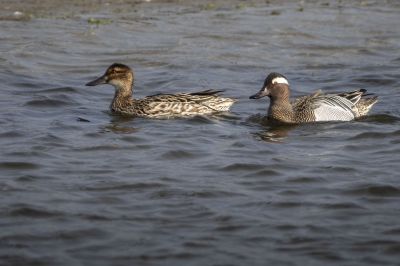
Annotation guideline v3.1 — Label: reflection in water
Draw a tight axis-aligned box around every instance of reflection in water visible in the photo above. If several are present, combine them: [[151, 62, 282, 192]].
[[356, 114, 400, 124], [254, 124, 297, 143], [102, 115, 139, 134], [103, 112, 240, 134], [103, 124, 139, 134], [249, 114, 297, 143], [249, 113, 400, 143]]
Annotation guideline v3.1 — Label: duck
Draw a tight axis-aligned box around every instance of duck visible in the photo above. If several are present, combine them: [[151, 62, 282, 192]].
[[249, 72, 378, 123], [86, 63, 236, 118]]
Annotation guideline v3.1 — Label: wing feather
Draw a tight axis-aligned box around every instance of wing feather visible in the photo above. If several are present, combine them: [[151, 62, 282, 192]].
[[312, 95, 355, 121]]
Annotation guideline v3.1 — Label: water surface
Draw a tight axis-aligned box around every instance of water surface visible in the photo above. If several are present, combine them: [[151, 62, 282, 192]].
[[1, 1, 400, 265]]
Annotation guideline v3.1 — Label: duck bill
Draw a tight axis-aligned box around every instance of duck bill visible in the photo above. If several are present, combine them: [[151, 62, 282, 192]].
[[86, 75, 107, 86], [249, 86, 269, 99]]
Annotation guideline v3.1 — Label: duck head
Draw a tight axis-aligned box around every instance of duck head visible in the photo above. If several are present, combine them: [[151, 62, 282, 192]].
[[249, 72, 290, 100], [86, 63, 134, 92]]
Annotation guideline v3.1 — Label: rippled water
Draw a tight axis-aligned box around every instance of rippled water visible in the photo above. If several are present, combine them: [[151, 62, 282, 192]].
[[1, 1, 400, 265]]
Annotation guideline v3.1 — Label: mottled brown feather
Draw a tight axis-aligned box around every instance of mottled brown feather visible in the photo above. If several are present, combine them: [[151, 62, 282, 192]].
[[87, 64, 236, 118]]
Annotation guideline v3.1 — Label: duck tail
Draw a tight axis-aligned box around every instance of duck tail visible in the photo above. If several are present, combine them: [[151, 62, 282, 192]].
[[338, 88, 376, 105], [357, 94, 378, 117], [359, 89, 378, 105], [361, 95, 378, 105]]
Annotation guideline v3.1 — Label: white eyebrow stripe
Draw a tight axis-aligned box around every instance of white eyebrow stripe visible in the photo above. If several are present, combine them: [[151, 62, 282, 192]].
[[272, 77, 289, 85]]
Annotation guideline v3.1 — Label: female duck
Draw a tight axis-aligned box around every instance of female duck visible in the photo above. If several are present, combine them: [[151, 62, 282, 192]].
[[250, 72, 378, 123], [86, 63, 236, 118]]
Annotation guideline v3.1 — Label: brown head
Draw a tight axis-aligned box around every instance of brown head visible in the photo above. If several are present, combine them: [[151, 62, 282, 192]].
[[249, 72, 290, 101], [86, 63, 134, 94]]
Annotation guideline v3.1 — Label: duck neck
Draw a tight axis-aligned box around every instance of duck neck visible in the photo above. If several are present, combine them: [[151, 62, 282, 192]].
[[268, 92, 294, 123], [111, 78, 134, 111]]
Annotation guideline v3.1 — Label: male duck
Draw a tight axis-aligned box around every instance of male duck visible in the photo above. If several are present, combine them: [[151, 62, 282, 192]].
[[86, 63, 236, 118], [250, 72, 378, 123]]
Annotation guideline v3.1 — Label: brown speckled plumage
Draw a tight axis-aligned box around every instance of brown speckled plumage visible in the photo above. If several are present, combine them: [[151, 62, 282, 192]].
[[86, 63, 236, 118], [250, 72, 378, 123]]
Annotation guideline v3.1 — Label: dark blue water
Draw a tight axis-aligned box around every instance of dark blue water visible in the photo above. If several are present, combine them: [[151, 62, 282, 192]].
[[1, 1, 400, 265]]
